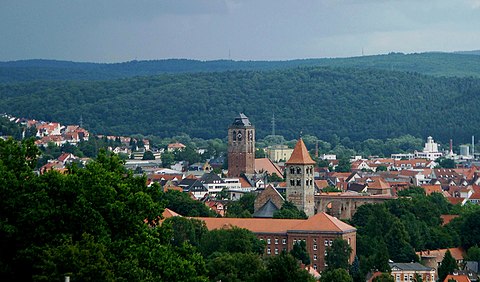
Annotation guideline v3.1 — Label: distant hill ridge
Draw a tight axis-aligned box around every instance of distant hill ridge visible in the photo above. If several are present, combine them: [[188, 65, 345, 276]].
[[1, 66, 480, 143], [2, 52, 480, 82]]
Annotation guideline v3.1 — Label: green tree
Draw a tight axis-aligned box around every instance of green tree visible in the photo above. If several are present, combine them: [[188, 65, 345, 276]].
[[255, 148, 266, 158], [336, 157, 352, 172], [261, 252, 316, 282], [161, 151, 175, 168], [321, 268, 353, 282], [273, 201, 308, 219], [437, 157, 456, 168], [465, 245, 480, 261], [325, 238, 352, 270], [142, 150, 155, 160], [199, 227, 265, 258], [372, 273, 394, 282], [159, 190, 217, 217], [438, 250, 458, 282], [206, 252, 264, 282], [290, 240, 311, 265], [161, 217, 208, 248]]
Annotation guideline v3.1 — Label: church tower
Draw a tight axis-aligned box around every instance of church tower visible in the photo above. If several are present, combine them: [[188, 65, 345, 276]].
[[286, 138, 316, 217], [228, 113, 255, 177]]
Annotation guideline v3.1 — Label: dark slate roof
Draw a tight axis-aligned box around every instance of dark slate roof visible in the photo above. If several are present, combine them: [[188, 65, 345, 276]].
[[200, 172, 224, 184], [231, 113, 252, 127], [347, 183, 367, 193], [252, 199, 279, 218], [389, 262, 434, 272], [179, 178, 207, 192]]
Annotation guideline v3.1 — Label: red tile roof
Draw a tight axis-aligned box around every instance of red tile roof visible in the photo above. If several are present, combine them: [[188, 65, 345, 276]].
[[195, 212, 355, 234], [444, 274, 471, 282], [285, 138, 315, 165], [440, 214, 459, 226], [255, 158, 283, 176]]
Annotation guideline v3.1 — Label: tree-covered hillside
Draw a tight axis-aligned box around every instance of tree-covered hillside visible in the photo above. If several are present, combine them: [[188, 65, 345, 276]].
[[1, 67, 480, 143], [2, 52, 480, 83]]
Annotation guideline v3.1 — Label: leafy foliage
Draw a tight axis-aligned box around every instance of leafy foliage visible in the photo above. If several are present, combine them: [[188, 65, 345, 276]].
[[325, 238, 352, 271], [290, 241, 311, 265], [273, 201, 308, 219], [438, 250, 458, 282], [2, 66, 480, 145], [0, 139, 208, 281]]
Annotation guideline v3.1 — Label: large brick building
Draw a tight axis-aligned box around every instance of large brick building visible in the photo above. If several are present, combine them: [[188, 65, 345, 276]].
[[196, 212, 356, 272]]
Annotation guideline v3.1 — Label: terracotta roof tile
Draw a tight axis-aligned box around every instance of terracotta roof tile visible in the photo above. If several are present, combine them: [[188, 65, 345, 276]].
[[195, 212, 355, 234], [285, 138, 316, 165], [255, 158, 283, 176], [443, 274, 471, 282]]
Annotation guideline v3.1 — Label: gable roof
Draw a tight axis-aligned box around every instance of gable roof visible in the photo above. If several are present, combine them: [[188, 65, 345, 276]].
[[252, 199, 280, 218], [444, 274, 471, 282], [255, 158, 283, 177], [196, 212, 355, 234], [286, 138, 316, 165], [389, 262, 434, 272]]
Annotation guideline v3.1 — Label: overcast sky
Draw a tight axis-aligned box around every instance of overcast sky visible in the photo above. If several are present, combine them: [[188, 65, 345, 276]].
[[1, 0, 479, 62]]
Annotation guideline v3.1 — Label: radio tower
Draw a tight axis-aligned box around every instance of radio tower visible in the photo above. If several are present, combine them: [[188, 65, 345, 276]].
[[271, 113, 276, 136]]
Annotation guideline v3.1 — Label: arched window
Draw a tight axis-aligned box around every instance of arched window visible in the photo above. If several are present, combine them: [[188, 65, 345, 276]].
[[233, 130, 237, 141], [296, 167, 301, 174], [290, 179, 295, 186], [296, 179, 301, 186], [290, 167, 295, 174]]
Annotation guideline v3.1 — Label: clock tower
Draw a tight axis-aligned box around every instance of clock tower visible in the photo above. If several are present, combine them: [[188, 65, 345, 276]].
[[228, 113, 255, 177]]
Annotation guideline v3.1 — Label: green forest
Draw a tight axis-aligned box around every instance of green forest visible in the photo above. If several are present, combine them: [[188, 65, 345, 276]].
[[2, 66, 480, 144], [1, 52, 480, 82]]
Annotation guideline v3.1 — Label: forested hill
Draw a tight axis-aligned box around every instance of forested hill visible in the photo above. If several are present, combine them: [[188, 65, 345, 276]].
[[2, 52, 480, 82], [1, 66, 480, 143]]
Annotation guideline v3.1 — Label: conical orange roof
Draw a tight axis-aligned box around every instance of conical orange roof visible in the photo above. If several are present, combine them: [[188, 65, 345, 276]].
[[285, 138, 316, 165]]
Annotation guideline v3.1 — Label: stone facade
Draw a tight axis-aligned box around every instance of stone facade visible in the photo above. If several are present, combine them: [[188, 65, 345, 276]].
[[286, 139, 316, 217]]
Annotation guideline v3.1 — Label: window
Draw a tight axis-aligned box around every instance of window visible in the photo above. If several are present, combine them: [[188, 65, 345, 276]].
[[290, 179, 295, 186], [267, 247, 271, 255], [324, 250, 328, 257], [296, 167, 301, 174], [275, 238, 278, 245], [313, 264, 317, 270], [293, 239, 297, 246], [290, 167, 295, 174], [329, 240, 333, 246], [282, 239, 286, 245], [324, 240, 328, 246], [232, 131, 236, 141], [267, 238, 271, 245], [396, 274, 400, 282], [313, 254, 317, 261], [275, 248, 279, 255], [313, 244, 317, 250], [296, 179, 301, 186], [348, 238, 351, 245]]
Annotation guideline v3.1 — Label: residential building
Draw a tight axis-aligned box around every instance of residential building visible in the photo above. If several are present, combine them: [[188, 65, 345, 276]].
[[389, 262, 436, 282], [267, 145, 294, 162]]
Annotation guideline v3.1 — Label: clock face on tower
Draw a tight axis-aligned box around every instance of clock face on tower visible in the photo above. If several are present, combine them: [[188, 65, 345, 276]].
[[237, 132, 242, 141]]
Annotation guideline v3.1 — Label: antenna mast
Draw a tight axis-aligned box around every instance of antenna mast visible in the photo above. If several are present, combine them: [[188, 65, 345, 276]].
[[271, 113, 276, 136]]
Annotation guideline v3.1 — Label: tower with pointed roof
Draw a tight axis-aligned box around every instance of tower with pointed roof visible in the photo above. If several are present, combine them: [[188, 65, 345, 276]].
[[286, 138, 316, 217], [228, 113, 255, 177]]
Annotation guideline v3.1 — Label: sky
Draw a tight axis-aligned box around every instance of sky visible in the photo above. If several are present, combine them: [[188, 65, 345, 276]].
[[1, 0, 480, 63]]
